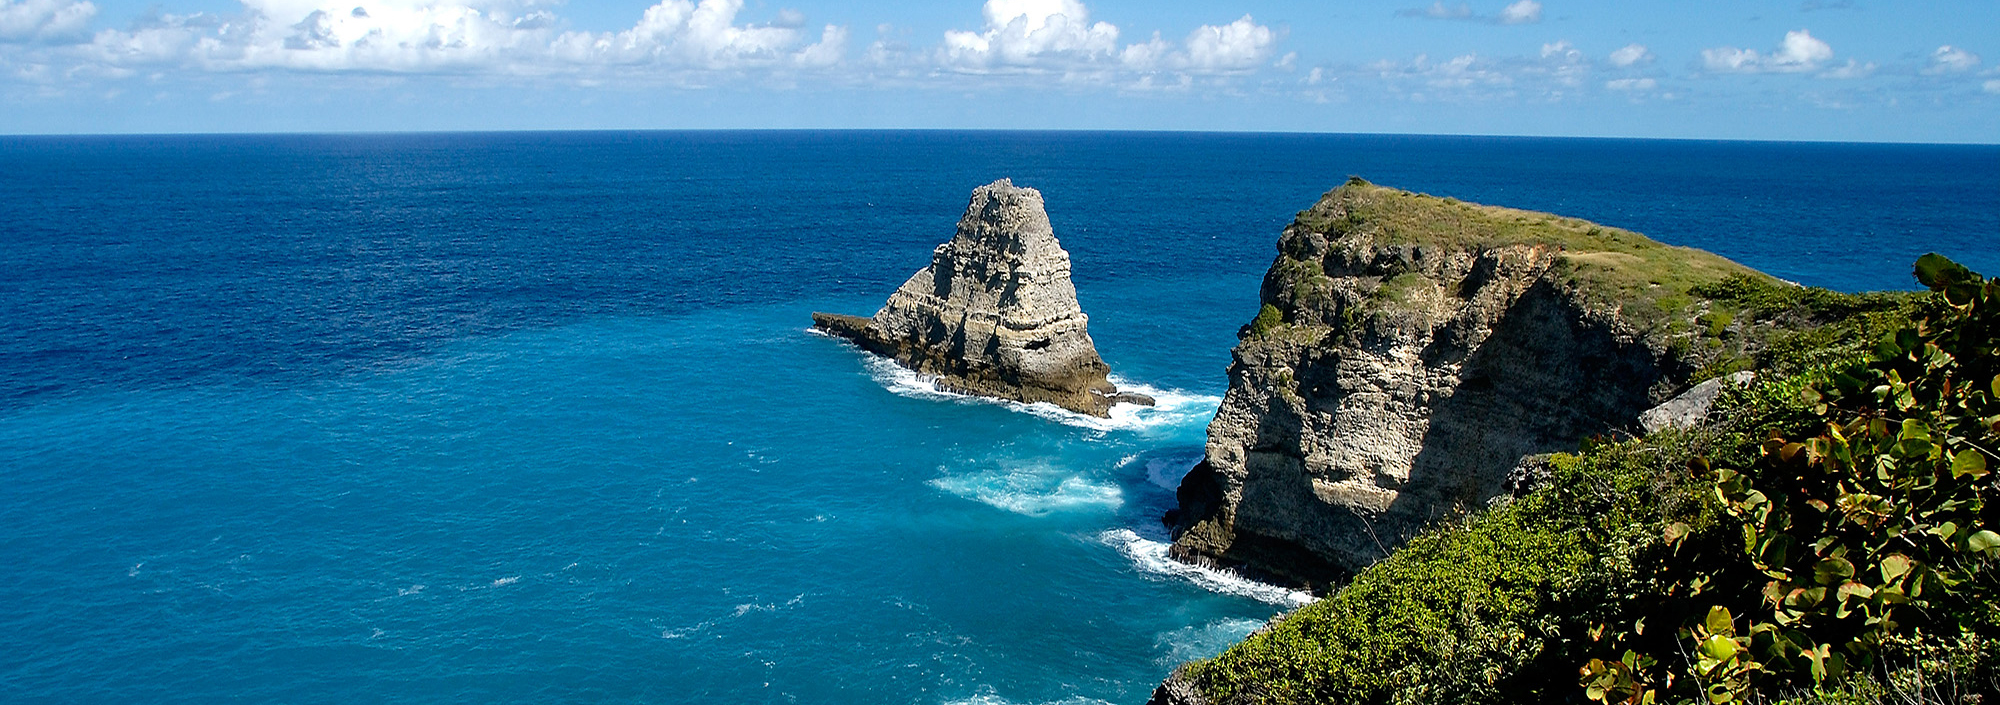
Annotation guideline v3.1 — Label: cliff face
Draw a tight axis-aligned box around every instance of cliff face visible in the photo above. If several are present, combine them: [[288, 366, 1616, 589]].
[[814, 179, 1148, 417], [1166, 179, 1762, 588]]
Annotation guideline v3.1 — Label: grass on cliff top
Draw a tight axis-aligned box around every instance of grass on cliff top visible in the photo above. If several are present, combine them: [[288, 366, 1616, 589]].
[[1298, 178, 1762, 327]]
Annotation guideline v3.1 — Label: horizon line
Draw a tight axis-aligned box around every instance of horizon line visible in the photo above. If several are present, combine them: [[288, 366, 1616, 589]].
[[3, 127, 1997, 148]]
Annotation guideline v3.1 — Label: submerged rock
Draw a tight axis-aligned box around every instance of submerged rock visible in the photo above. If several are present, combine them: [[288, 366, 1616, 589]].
[[813, 179, 1148, 418]]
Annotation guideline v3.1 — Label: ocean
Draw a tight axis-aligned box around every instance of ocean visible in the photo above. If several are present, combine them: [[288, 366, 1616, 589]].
[[1, 131, 1994, 704]]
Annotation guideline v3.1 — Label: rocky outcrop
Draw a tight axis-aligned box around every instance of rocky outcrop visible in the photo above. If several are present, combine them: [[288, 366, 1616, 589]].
[[1165, 178, 1768, 589], [813, 179, 1150, 418], [1639, 370, 1756, 434]]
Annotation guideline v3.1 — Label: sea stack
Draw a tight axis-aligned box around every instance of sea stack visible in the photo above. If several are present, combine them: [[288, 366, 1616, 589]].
[[813, 179, 1151, 418]]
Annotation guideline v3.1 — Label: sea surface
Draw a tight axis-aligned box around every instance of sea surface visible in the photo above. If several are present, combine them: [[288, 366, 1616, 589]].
[[1, 132, 1994, 704]]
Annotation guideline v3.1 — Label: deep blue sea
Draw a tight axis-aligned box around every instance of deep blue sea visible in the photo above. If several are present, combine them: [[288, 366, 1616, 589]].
[[1, 132, 1995, 704]]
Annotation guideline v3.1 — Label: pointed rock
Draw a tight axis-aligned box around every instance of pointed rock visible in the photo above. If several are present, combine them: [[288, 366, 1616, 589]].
[[813, 179, 1148, 417]]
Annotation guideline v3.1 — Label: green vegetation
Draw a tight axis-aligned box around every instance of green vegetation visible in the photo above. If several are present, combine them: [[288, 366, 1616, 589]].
[[1690, 274, 1920, 376], [1179, 255, 1998, 705], [1292, 180, 1758, 331], [1248, 304, 1286, 338]]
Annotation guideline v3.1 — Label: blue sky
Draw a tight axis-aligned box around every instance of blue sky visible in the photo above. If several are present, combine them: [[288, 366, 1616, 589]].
[[1, 0, 1994, 140]]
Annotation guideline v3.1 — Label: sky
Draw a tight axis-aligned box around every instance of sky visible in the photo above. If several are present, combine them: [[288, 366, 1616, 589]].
[[1, 0, 1995, 140]]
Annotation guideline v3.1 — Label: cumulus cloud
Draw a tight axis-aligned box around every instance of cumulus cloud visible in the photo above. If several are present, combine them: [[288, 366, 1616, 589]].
[[4, 0, 1286, 94], [1396, 0, 1539, 25], [1924, 45, 1980, 74], [937, 1, 1275, 77], [54, 0, 847, 77], [1183, 15, 1274, 71], [1497, 1, 1541, 25], [1608, 43, 1651, 67], [1605, 77, 1655, 91], [0, 0, 96, 43], [939, 0, 1118, 69], [1986, 79, 2000, 95], [1702, 29, 1834, 73]]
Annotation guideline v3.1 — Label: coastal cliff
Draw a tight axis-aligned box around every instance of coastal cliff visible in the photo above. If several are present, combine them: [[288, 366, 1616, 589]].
[[1165, 178, 1770, 589], [814, 179, 1150, 417]]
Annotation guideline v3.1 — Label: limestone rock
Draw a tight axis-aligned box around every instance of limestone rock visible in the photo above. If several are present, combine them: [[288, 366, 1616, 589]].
[[1165, 179, 1773, 588], [813, 179, 1146, 418], [1639, 370, 1756, 434]]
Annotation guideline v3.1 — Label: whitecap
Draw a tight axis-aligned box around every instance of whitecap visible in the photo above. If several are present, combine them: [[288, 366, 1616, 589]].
[[1100, 529, 1315, 608], [849, 350, 1220, 434], [491, 576, 519, 588], [941, 694, 1115, 705], [1144, 451, 1204, 490], [929, 461, 1123, 516], [1154, 618, 1268, 665]]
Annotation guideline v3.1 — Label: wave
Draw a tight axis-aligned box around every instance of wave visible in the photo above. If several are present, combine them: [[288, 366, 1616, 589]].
[[1100, 529, 1316, 609], [854, 351, 1219, 434], [662, 594, 806, 640], [1154, 617, 1268, 665], [1143, 450, 1205, 490], [941, 694, 1115, 705], [930, 460, 1123, 516]]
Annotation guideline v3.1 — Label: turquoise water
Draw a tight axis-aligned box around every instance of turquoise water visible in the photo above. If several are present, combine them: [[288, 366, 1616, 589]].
[[2, 132, 1995, 704]]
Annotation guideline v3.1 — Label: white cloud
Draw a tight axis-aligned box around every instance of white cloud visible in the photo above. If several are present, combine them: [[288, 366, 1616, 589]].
[[1605, 77, 1655, 91], [1497, 0, 1541, 25], [1985, 79, 2000, 95], [1395, 1, 1537, 25], [1702, 29, 1834, 74], [1398, 2, 1473, 20], [1608, 43, 1651, 68], [0, 0, 96, 43], [940, 0, 1119, 69], [59, 0, 847, 76], [6, 0, 1286, 94], [1818, 58, 1873, 79], [935, 2, 1276, 78], [1183, 15, 1274, 72], [1925, 45, 1980, 74]]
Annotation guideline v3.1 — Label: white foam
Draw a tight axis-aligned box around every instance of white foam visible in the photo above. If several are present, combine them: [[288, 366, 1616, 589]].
[[663, 594, 804, 639], [1154, 618, 1268, 665], [491, 576, 519, 588], [856, 353, 1220, 434], [1100, 529, 1316, 608], [1144, 451, 1204, 490], [930, 462, 1124, 517], [941, 694, 1114, 705]]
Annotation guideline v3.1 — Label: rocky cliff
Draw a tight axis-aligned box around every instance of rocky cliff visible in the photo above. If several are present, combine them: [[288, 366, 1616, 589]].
[[1165, 178, 1768, 589], [814, 179, 1150, 418]]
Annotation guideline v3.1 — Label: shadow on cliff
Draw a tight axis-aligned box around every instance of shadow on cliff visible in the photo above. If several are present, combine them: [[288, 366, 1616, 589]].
[[1380, 279, 1667, 546]]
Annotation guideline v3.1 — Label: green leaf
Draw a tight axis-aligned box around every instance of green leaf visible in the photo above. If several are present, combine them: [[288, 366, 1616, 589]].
[[1969, 530, 2000, 556], [1704, 606, 1735, 637], [1760, 533, 1794, 569], [1914, 253, 1973, 290], [1815, 557, 1855, 586], [1880, 554, 1913, 582], [1951, 450, 1989, 479], [1898, 418, 1929, 441], [1700, 633, 1739, 661]]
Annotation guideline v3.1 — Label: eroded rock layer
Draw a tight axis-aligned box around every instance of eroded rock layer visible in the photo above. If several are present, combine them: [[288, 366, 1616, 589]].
[[814, 179, 1147, 417], [1166, 179, 1765, 590]]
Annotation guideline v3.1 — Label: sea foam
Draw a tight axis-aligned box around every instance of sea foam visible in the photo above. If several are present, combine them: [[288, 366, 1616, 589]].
[[1100, 529, 1315, 609], [929, 460, 1123, 516], [849, 346, 1219, 434]]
